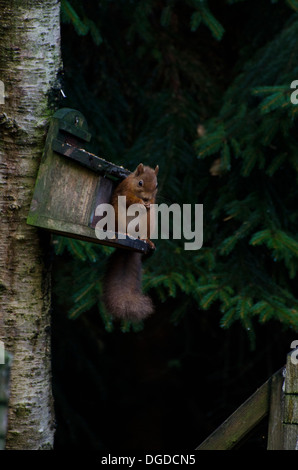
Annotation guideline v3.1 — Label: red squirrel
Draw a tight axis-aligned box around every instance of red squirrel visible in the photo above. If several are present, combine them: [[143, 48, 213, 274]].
[[103, 163, 159, 322]]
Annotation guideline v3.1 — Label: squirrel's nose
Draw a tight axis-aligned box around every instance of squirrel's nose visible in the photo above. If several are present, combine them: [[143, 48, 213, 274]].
[[143, 197, 149, 202]]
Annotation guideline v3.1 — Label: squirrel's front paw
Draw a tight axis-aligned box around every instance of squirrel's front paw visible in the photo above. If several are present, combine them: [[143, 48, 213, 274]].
[[145, 239, 155, 250]]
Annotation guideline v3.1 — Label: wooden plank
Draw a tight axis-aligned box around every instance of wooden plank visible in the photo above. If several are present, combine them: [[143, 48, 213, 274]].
[[284, 348, 298, 394], [267, 368, 285, 450], [283, 350, 298, 450], [35, 215, 152, 253], [284, 395, 298, 424], [283, 425, 298, 450], [196, 370, 282, 450]]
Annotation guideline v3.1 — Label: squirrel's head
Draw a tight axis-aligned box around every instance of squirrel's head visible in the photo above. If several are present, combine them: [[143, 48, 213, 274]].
[[133, 163, 159, 202]]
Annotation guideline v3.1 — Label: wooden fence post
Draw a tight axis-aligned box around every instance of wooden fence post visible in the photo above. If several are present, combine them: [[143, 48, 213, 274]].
[[283, 349, 298, 450], [0, 350, 13, 450], [267, 367, 285, 449]]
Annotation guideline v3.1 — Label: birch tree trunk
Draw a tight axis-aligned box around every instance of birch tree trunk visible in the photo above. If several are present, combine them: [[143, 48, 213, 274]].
[[0, 0, 61, 449]]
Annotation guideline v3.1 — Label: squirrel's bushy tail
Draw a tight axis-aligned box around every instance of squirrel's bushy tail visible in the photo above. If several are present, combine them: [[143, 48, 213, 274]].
[[103, 249, 154, 321]]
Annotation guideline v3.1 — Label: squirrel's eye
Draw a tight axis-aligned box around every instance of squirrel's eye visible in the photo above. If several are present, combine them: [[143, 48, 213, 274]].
[[138, 180, 143, 187], [156, 183, 158, 188]]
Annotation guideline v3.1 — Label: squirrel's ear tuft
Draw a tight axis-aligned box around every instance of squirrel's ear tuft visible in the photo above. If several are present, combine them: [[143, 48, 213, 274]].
[[135, 163, 144, 176], [155, 165, 159, 176]]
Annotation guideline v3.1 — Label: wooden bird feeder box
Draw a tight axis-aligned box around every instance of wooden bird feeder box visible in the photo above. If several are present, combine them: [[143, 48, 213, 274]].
[[27, 108, 151, 254]]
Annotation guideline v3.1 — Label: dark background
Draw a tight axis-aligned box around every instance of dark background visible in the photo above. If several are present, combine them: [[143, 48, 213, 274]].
[[52, 258, 293, 450]]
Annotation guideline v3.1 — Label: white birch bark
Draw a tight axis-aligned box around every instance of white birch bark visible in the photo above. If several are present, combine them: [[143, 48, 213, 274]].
[[0, 0, 61, 449]]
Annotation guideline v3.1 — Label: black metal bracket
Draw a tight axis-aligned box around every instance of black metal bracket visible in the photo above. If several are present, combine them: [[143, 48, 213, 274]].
[[52, 139, 130, 180], [51, 108, 131, 180]]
